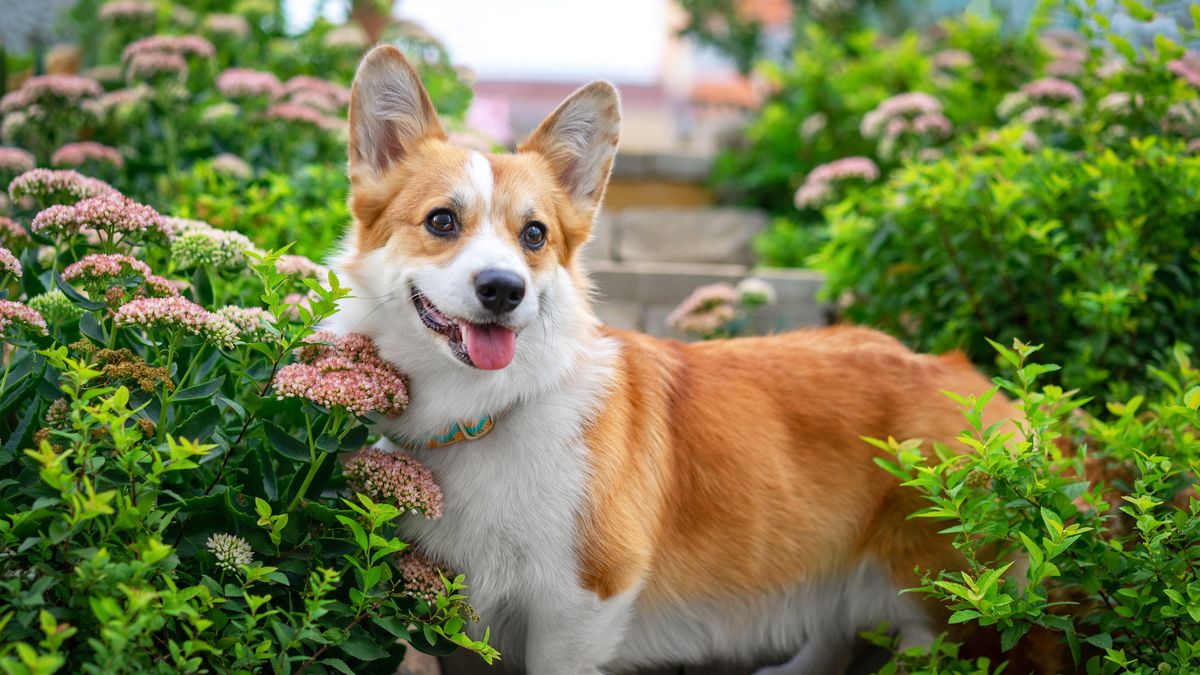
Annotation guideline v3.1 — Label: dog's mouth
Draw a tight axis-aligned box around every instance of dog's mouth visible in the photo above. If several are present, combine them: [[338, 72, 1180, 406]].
[[412, 287, 517, 370]]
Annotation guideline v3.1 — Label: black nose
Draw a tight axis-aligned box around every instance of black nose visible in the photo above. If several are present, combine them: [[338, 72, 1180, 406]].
[[474, 269, 525, 314]]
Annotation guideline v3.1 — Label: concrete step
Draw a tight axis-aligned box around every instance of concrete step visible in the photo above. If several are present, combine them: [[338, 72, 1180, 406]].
[[587, 260, 828, 338], [588, 207, 769, 267]]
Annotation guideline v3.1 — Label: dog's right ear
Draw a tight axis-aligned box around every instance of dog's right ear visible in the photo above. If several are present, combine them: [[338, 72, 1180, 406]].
[[348, 45, 445, 180]]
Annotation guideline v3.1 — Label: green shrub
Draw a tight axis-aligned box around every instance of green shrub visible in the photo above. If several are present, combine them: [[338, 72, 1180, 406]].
[[711, 14, 1044, 222], [161, 159, 349, 261], [874, 339, 1200, 673], [0, 172, 497, 672], [814, 130, 1200, 395]]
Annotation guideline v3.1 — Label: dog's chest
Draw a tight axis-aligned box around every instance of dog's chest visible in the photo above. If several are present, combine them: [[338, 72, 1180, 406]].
[[390, 382, 604, 617]]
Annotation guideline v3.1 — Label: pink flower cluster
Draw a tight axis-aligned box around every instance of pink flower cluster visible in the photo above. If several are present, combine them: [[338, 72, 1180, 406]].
[[1021, 78, 1084, 105], [98, 0, 156, 21], [0, 246, 21, 277], [10, 169, 116, 208], [126, 52, 189, 83], [1168, 59, 1200, 90], [860, 92, 943, 138], [265, 102, 329, 128], [84, 87, 148, 118], [283, 76, 351, 110], [0, 75, 102, 113], [114, 296, 238, 348], [397, 550, 447, 603], [275, 254, 325, 278], [31, 205, 82, 236], [216, 68, 283, 99], [0, 217, 28, 247], [272, 331, 409, 417], [51, 142, 124, 169], [71, 193, 166, 239], [121, 35, 216, 64], [793, 157, 880, 209], [210, 153, 252, 179], [666, 283, 739, 336], [0, 147, 35, 173], [204, 13, 251, 39], [62, 253, 175, 297], [0, 300, 47, 336], [344, 448, 444, 518], [931, 49, 972, 70]]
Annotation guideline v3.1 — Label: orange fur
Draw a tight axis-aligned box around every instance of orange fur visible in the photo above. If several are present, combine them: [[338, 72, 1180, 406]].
[[578, 326, 1017, 610]]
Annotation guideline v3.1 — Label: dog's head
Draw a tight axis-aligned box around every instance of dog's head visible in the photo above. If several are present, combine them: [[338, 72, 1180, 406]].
[[340, 45, 620, 373]]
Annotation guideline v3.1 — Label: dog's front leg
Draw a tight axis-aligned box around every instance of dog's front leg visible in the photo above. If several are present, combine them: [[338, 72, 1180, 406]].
[[523, 586, 637, 675]]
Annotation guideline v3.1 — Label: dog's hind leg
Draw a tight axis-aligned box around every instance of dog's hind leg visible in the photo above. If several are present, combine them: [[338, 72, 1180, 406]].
[[751, 634, 856, 675]]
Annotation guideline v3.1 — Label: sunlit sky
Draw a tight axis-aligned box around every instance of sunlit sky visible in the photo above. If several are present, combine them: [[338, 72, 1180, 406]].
[[285, 0, 668, 84]]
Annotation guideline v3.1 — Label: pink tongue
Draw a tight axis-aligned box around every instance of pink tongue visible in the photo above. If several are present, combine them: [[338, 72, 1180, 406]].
[[463, 323, 516, 370]]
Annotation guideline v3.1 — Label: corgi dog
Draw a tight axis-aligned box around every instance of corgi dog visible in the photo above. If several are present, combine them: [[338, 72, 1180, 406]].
[[329, 45, 1017, 675]]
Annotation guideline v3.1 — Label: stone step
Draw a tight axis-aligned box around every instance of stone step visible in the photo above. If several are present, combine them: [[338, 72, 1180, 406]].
[[588, 206, 769, 267], [586, 260, 828, 338]]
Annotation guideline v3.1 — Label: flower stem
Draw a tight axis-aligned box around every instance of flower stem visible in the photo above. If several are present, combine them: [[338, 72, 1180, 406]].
[[287, 452, 328, 513]]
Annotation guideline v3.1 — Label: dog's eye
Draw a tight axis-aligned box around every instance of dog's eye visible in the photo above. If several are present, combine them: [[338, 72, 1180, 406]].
[[425, 209, 458, 236], [521, 222, 547, 250]]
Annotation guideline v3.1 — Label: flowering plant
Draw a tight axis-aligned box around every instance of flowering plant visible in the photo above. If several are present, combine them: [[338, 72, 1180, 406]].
[[0, 170, 498, 672]]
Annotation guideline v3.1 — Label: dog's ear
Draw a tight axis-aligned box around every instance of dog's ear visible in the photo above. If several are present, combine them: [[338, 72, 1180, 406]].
[[519, 82, 621, 220], [349, 45, 445, 180]]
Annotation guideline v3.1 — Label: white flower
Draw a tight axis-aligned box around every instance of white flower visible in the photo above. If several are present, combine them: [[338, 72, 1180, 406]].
[[206, 533, 253, 573]]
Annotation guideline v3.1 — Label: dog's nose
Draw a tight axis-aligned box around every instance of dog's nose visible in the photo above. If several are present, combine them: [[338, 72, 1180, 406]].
[[474, 269, 525, 314]]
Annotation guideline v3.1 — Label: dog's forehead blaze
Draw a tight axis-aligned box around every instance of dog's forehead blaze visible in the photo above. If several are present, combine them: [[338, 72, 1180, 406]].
[[349, 142, 588, 270]]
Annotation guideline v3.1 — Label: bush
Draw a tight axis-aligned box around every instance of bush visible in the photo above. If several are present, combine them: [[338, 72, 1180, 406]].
[[815, 131, 1200, 395], [0, 170, 497, 671], [874, 339, 1200, 673], [711, 14, 1044, 228]]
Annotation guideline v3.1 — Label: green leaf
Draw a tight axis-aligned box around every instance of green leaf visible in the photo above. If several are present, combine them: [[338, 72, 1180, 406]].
[[323, 658, 355, 675], [371, 616, 410, 640], [337, 637, 389, 661], [78, 311, 106, 343], [264, 420, 310, 462], [1082, 633, 1113, 650], [176, 405, 221, 443], [54, 271, 106, 311], [1001, 622, 1031, 651], [174, 375, 225, 402]]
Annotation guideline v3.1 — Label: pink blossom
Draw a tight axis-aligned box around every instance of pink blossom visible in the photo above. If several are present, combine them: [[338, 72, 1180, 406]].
[[1021, 78, 1083, 104], [72, 193, 165, 238], [51, 142, 124, 169], [0, 75, 101, 112], [1168, 59, 1200, 89], [861, 92, 942, 138], [98, 0, 156, 20], [932, 49, 972, 69], [397, 550, 447, 603], [203, 13, 251, 39], [1098, 92, 1144, 115], [84, 87, 149, 118], [210, 153, 252, 179], [283, 76, 350, 107], [0, 299, 47, 336], [1187, 138, 1200, 154], [266, 102, 328, 127], [272, 331, 409, 417], [216, 68, 282, 99], [794, 180, 833, 209], [912, 112, 953, 138], [0, 246, 20, 277], [0, 147, 35, 173], [0, 217, 28, 246], [114, 296, 238, 348], [806, 156, 880, 184], [666, 283, 739, 335], [275, 254, 325, 278], [31, 205, 79, 235], [344, 448, 444, 518], [160, 216, 214, 240], [798, 112, 827, 140], [10, 169, 116, 207], [285, 89, 340, 113], [121, 35, 216, 63], [126, 51, 188, 83], [1045, 48, 1086, 78], [62, 253, 176, 297]]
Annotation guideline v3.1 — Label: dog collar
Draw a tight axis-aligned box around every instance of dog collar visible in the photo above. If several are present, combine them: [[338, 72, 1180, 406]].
[[385, 414, 496, 451]]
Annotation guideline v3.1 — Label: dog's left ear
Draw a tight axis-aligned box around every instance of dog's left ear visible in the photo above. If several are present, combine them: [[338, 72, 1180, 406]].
[[519, 82, 621, 220]]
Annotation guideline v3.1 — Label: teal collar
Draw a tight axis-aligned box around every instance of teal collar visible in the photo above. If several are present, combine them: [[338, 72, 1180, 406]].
[[386, 414, 496, 451]]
